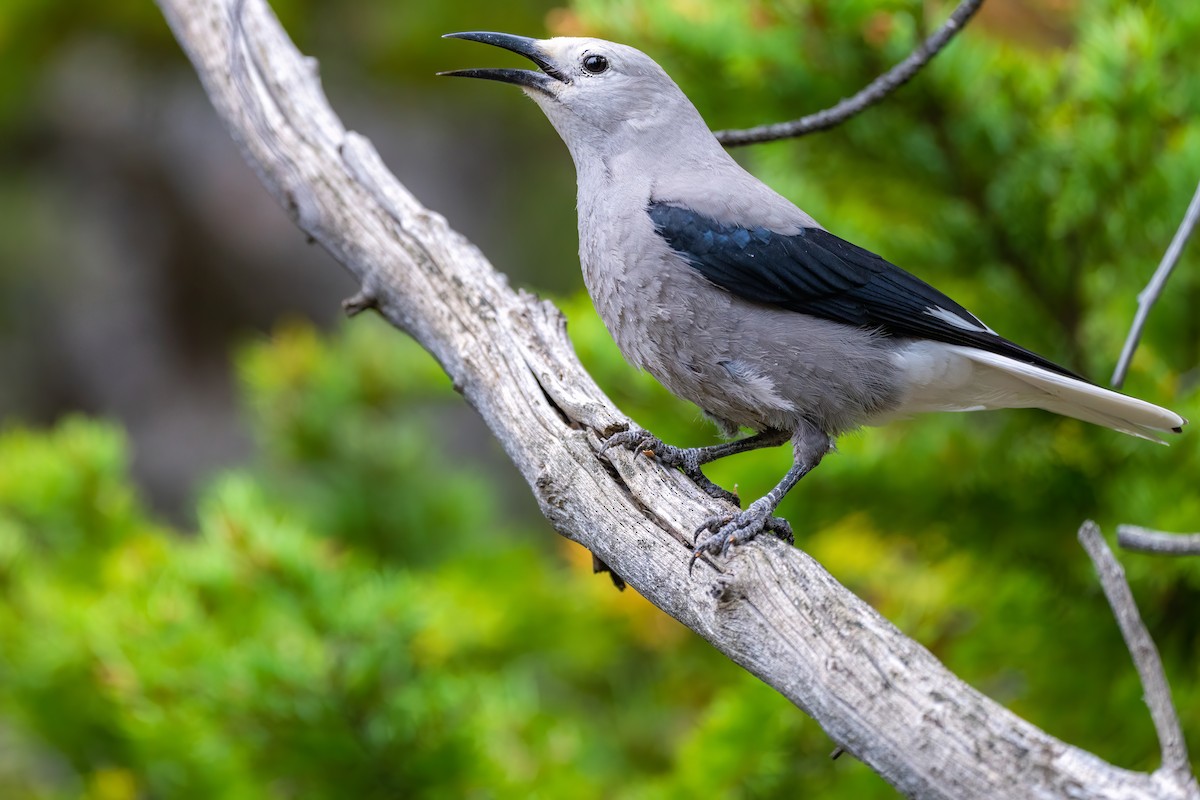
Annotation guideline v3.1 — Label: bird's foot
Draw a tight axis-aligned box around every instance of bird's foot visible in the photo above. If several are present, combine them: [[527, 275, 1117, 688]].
[[599, 427, 739, 505], [691, 499, 793, 562]]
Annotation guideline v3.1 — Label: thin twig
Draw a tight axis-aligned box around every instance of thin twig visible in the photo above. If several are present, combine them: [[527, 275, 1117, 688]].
[[714, 0, 986, 146], [1111, 180, 1200, 387], [1117, 525, 1200, 557], [1078, 521, 1192, 780]]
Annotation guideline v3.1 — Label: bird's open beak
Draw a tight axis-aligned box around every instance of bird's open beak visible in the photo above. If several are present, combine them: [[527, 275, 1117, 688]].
[[439, 32, 568, 94]]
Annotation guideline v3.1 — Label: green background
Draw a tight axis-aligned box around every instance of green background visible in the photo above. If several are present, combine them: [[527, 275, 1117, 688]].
[[0, 0, 1197, 797]]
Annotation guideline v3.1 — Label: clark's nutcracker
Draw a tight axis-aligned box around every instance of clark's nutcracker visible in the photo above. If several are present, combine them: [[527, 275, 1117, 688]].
[[442, 32, 1187, 558]]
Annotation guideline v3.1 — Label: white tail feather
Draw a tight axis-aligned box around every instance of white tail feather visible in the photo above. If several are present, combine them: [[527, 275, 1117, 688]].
[[887, 341, 1186, 442], [950, 345, 1185, 443]]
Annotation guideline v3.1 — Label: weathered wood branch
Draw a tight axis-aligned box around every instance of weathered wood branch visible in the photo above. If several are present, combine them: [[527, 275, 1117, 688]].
[[1112, 180, 1200, 387], [1079, 522, 1194, 782], [1118, 525, 1200, 557], [155, 1, 1199, 797]]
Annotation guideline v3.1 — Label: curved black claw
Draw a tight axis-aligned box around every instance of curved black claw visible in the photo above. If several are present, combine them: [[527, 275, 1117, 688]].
[[691, 502, 794, 561], [599, 427, 740, 505]]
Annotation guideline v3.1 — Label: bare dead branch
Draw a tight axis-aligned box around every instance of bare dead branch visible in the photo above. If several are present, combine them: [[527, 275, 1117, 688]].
[[1078, 521, 1194, 783], [154, 0, 1199, 796], [714, 0, 985, 146], [1117, 525, 1200, 557], [1111, 180, 1200, 387]]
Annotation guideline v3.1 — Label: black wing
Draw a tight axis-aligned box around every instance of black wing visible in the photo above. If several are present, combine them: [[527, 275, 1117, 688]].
[[647, 201, 1081, 380]]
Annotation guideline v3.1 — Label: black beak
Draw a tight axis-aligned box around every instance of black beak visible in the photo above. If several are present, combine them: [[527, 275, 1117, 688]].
[[439, 31, 569, 93]]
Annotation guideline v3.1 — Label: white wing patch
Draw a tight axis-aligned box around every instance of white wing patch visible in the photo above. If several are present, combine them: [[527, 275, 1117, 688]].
[[924, 305, 996, 335]]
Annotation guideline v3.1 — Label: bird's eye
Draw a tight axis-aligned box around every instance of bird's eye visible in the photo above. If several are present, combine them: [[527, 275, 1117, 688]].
[[582, 54, 609, 74]]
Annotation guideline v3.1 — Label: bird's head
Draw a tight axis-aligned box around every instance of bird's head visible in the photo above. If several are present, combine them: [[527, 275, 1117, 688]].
[[441, 32, 712, 167]]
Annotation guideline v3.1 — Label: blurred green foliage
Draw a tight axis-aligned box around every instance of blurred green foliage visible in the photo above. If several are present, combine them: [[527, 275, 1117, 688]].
[[0, 320, 894, 798], [0, 0, 1198, 797]]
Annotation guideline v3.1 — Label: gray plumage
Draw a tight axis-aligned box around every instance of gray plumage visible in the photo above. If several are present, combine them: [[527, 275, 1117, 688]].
[[442, 32, 1186, 557]]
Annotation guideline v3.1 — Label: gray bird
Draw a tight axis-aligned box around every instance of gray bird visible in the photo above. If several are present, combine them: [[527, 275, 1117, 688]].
[[441, 32, 1186, 558]]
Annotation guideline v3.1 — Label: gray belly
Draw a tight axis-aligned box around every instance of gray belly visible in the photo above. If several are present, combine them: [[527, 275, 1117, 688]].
[[583, 249, 904, 436]]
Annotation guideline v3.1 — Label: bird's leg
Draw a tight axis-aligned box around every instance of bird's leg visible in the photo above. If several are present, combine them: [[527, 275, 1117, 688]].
[[599, 428, 789, 505], [692, 426, 833, 560], [685, 429, 792, 464]]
